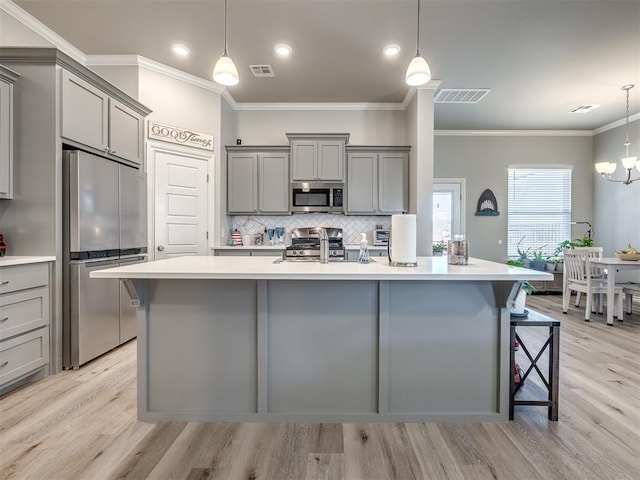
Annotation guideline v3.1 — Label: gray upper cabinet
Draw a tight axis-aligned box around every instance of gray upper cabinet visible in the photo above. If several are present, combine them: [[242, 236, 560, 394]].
[[287, 133, 349, 182], [227, 147, 290, 215], [108, 99, 144, 164], [346, 152, 377, 213], [346, 146, 410, 215], [378, 151, 409, 213], [259, 151, 289, 213], [61, 70, 144, 166], [0, 65, 19, 200], [228, 151, 258, 214]]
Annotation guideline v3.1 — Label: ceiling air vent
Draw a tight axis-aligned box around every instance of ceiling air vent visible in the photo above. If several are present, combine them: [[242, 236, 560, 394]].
[[569, 105, 599, 114], [435, 88, 491, 104], [250, 65, 275, 77]]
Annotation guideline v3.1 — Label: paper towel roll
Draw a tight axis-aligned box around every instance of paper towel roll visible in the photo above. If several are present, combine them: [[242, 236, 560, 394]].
[[390, 214, 417, 265]]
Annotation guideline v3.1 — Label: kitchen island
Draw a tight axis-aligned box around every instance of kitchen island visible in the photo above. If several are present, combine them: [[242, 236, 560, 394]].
[[92, 256, 552, 423]]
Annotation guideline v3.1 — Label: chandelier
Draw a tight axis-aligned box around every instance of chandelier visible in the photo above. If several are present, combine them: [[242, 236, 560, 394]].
[[595, 85, 638, 185]]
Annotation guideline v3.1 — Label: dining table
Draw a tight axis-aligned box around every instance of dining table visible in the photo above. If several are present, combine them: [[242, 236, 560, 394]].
[[591, 257, 640, 325]]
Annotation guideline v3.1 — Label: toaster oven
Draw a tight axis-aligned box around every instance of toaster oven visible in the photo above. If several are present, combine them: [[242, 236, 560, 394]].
[[373, 229, 390, 246]]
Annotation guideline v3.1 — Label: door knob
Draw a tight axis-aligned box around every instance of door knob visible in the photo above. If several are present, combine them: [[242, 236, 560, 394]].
[[157, 245, 165, 251]]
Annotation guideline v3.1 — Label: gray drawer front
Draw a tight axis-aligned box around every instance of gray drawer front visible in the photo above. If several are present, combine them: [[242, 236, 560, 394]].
[[0, 287, 49, 340], [0, 326, 49, 387], [0, 263, 49, 295]]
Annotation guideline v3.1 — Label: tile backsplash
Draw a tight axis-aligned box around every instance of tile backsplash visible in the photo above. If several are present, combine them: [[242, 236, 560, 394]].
[[231, 215, 391, 245]]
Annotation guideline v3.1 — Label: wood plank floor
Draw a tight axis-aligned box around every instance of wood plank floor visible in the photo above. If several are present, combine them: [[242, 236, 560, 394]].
[[1, 295, 639, 480]]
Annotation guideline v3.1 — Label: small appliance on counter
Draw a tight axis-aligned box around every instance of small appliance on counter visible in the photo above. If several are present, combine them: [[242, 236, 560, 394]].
[[0, 234, 6, 256], [373, 228, 390, 246], [285, 227, 345, 261]]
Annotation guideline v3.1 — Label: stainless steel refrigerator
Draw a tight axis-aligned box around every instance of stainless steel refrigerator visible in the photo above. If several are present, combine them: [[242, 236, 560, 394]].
[[63, 150, 147, 369]]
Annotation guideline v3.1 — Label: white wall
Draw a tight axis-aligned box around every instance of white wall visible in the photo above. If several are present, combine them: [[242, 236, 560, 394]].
[[434, 134, 594, 263], [0, 9, 52, 46], [218, 97, 238, 245], [236, 109, 407, 145], [89, 65, 139, 100], [593, 119, 640, 281]]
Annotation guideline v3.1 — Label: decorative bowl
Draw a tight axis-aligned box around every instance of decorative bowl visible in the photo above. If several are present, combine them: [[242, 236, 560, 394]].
[[615, 252, 640, 261]]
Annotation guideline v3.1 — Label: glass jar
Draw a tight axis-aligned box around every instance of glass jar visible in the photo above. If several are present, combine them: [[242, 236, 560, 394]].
[[448, 235, 468, 265]]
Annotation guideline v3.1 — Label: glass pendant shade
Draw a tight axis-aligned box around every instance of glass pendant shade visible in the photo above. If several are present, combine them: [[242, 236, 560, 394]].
[[213, 55, 239, 86], [405, 54, 431, 86], [595, 162, 617, 175], [621, 156, 638, 169]]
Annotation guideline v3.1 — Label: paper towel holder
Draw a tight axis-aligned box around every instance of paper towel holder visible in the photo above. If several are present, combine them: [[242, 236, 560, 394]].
[[387, 242, 418, 267]]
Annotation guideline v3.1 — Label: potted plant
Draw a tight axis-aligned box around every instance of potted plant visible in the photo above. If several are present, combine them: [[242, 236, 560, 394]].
[[530, 250, 546, 271], [432, 240, 446, 256], [555, 258, 564, 273], [516, 236, 532, 268], [545, 257, 557, 272], [506, 259, 535, 316]]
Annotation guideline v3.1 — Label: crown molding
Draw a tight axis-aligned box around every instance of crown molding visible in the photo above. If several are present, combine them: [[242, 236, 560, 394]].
[[84, 54, 238, 106], [401, 79, 442, 108], [234, 102, 406, 111], [592, 112, 640, 135], [435, 130, 593, 137], [0, 0, 85, 63]]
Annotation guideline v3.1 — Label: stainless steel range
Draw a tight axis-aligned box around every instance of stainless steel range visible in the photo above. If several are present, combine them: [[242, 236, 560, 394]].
[[285, 227, 345, 261]]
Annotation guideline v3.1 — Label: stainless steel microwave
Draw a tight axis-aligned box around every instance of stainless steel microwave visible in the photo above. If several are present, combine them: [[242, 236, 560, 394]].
[[290, 183, 344, 213]]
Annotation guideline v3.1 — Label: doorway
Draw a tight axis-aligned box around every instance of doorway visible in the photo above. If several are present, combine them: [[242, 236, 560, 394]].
[[433, 178, 466, 243], [147, 143, 211, 260]]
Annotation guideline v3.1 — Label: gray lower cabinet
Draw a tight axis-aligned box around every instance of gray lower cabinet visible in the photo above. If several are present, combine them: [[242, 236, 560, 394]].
[[227, 147, 289, 215], [346, 146, 410, 215], [287, 134, 349, 182], [61, 69, 144, 166], [215, 249, 284, 258], [0, 263, 51, 393], [345, 249, 387, 261], [0, 65, 19, 200]]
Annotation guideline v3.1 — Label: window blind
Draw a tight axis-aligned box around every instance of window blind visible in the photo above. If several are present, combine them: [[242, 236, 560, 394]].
[[507, 168, 572, 258]]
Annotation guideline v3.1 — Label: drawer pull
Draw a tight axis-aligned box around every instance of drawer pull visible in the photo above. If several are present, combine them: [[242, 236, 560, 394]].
[[0, 361, 8, 369], [0, 281, 9, 286], [0, 317, 8, 322]]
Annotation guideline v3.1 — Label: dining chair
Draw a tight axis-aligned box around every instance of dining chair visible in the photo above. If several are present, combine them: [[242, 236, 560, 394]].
[[562, 249, 623, 321], [570, 247, 604, 310]]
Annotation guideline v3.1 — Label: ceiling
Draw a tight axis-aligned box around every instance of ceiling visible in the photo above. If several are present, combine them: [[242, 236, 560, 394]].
[[11, 0, 640, 130]]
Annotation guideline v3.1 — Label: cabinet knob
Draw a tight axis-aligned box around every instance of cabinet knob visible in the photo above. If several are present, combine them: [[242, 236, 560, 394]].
[[0, 361, 8, 369], [0, 317, 8, 322], [157, 245, 165, 252], [0, 280, 9, 286]]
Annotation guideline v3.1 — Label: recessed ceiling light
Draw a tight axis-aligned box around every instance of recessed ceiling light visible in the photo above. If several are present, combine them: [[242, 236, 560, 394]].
[[171, 44, 190, 57], [274, 44, 292, 57], [383, 44, 401, 57]]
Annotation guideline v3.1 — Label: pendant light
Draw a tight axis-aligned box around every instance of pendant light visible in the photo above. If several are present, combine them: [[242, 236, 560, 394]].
[[595, 85, 639, 185], [213, 0, 239, 86], [405, 0, 431, 86]]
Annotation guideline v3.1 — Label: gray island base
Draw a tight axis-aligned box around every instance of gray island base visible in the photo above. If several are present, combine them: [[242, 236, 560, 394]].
[[92, 256, 552, 423]]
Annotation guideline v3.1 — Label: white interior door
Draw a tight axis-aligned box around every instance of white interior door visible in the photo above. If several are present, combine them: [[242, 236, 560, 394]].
[[433, 179, 466, 242], [151, 146, 209, 259]]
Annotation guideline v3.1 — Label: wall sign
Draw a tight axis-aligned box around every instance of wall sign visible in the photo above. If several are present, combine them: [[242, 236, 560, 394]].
[[148, 121, 214, 151], [475, 188, 500, 216]]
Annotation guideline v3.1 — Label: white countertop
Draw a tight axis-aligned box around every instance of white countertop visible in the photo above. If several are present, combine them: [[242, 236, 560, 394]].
[[214, 244, 387, 251], [0, 256, 56, 267], [91, 255, 553, 281]]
